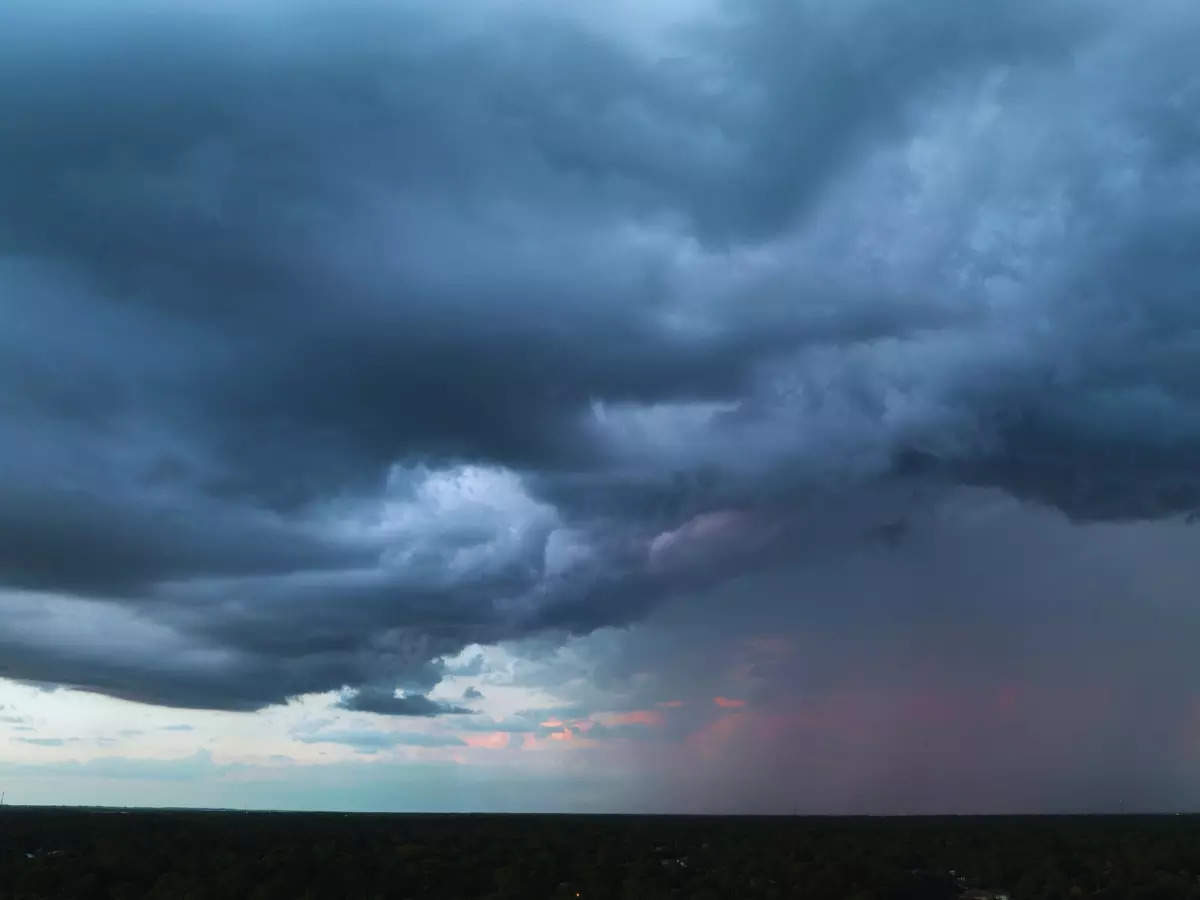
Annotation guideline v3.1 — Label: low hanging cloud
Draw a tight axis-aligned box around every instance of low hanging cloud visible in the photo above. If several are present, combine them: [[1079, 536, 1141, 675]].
[[335, 688, 472, 718], [295, 728, 467, 752], [1, 0, 1199, 717]]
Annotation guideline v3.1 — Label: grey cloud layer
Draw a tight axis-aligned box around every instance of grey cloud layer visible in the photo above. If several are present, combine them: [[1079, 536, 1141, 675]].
[[2, 0, 1199, 712]]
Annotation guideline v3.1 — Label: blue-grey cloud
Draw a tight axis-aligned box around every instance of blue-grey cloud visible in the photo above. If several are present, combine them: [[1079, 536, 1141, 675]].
[[0, 0, 1198, 728]]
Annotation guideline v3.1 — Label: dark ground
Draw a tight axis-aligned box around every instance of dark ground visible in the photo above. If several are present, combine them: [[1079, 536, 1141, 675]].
[[3, 808, 1200, 899]]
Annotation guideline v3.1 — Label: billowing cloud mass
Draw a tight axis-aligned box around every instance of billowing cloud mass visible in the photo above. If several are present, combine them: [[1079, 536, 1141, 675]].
[[2, 0, 1200, 811]]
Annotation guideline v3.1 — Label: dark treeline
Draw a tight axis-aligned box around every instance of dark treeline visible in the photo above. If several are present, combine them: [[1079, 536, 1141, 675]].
[[3, 809, 1200, 899]]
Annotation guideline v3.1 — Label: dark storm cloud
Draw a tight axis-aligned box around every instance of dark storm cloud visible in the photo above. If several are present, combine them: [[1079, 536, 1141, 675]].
[[336, 688, 471, 718], [296, 728, 466, 751], [2, 0, 1199, 715]]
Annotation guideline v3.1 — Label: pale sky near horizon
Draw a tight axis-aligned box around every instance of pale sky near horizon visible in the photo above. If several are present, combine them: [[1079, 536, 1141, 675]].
[[4, 0, 1200, 814]]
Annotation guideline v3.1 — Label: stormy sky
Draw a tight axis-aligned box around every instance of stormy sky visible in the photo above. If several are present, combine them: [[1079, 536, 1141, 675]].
[[2, 0, 1200, 813]]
